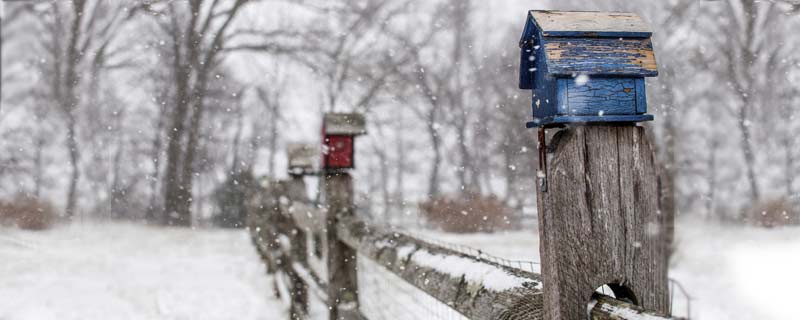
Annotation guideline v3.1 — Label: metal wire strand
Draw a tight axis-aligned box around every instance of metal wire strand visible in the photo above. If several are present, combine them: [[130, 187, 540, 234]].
[[357, 254, 469, 320]]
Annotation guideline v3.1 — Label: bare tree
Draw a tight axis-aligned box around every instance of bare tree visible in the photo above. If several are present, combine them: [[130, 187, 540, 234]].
[[707, 0, 798, 203], [388, 9, 449, 198], [143, 0, 252, 226], [256, 84, 283, 177], [21, 1, 134, 218]]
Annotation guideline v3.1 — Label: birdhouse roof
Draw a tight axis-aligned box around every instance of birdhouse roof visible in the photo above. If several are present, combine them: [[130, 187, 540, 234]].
[[287, 143, 316, 170], [323, 113, 366, 136], [521, 10, 658, 77], [529, 11, 651, 38]]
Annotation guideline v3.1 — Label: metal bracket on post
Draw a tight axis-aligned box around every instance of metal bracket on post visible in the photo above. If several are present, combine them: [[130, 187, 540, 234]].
[[537, 127, 548, 193]]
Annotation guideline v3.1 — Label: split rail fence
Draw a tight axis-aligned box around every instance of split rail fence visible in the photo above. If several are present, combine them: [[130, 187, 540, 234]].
[[240, 7, 691, 319], [246, 129, 679, 320]]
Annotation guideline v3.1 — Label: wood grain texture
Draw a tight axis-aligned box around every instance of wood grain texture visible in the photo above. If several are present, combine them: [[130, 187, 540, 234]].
[[323, 173, 361, 320], [536, 126, 669, 320], [560, 78, 637, 116], [338, 215, 545, 320], [544, 38, 658, 76], [530, 11, 652, 38], [245, 175, 672, 319], [337, 216, 672, 320]]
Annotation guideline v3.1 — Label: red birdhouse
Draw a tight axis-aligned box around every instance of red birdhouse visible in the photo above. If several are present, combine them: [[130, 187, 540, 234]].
[[324, 135, 354, 169], [322, 113, 366, 170]]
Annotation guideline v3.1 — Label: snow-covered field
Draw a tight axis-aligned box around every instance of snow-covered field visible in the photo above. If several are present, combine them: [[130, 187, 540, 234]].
[[669, 219, 800, 320], [0, 223, 283, 320], [1, 219, 798, 319]]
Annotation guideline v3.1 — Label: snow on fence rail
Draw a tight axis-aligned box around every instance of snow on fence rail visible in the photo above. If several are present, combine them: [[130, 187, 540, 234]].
[[246, 110, 678, 320], [246, 177, 675, 320]]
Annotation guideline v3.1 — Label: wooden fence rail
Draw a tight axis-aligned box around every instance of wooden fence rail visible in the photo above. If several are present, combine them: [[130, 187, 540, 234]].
[[246, 94, 677, 319], [247, 175, 675, 320], [239, 7, 683, 320]]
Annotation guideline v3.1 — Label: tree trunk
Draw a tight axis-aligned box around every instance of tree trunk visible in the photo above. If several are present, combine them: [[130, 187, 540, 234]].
[[61, 0, 86, 219], [450, 0, 476, 195], [784, 136, 795, 198], [738, 0, 761, 203], [705, 134, 719, 219], [162, 65, 192, 225], [64, 116, 80, 219], [267, 103, 279, 177], [737, 100, 760, 202], [780, 102, 795, 200], [146, 101, 167, 222], [162, 2, 202, 226], [394, 109, 406, 221], [34, 135, 45, 199], [231, 98, 245, 173], [427, 116, 442, 198], [110, 112, 125, 219], [162, 99, 189, 225], [378, 148, 391, 218], [177, 62, 213, 226]]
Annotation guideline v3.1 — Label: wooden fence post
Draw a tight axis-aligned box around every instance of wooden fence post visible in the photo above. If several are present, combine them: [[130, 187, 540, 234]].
[[284, 176, 310, 319], [323, 172, 360, 320], [284, 249, 308, 320], [536, 126, 670, 319]]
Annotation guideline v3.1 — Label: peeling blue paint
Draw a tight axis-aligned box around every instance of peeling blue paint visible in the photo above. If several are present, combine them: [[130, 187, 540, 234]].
[[518, 10, 658, 127], [564, 78, 637, 116], [544, 38, 658, 77]]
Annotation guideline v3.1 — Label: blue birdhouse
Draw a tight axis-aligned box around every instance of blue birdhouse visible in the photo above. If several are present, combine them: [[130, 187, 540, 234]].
[[519, 11, 659, 128]]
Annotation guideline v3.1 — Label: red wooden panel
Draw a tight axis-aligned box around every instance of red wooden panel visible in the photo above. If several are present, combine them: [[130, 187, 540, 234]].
[[324, 135, 354, 169]]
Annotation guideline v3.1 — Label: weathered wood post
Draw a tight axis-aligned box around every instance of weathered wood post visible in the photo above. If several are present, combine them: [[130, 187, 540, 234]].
[[321, 113, 366, 320], [259, 178, 307, 320], [518, 11, 670, 319], [284, 144, 316, 319], [285, 143, 315, 269]]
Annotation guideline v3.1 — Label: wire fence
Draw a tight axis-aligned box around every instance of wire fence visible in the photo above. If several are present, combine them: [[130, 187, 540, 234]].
[[357, 253, 468, 320], [394, 227, 693, 320], [253, 191, 686, 320], [401, 229, 540, 274], [669, 278, 693, 319]]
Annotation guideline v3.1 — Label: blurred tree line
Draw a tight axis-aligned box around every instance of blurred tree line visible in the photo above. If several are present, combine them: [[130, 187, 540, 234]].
[[0, 0, 797, 228]]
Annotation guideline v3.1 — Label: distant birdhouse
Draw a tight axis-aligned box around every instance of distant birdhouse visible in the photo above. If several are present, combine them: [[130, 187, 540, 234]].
[[287, 143, 316, 176], [519, 11, 659, 128], [322, 113, 366, 170]]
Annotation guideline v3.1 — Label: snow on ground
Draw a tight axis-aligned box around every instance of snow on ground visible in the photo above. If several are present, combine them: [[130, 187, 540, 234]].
[[0, 222, 284, 320], [670, 218, 800, 320], [1, 219, 797, 320], [420, 219, 800, 320]]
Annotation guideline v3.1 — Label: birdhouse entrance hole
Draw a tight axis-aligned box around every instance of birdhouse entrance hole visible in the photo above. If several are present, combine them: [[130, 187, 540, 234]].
[[590, 282, 638, 305]]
